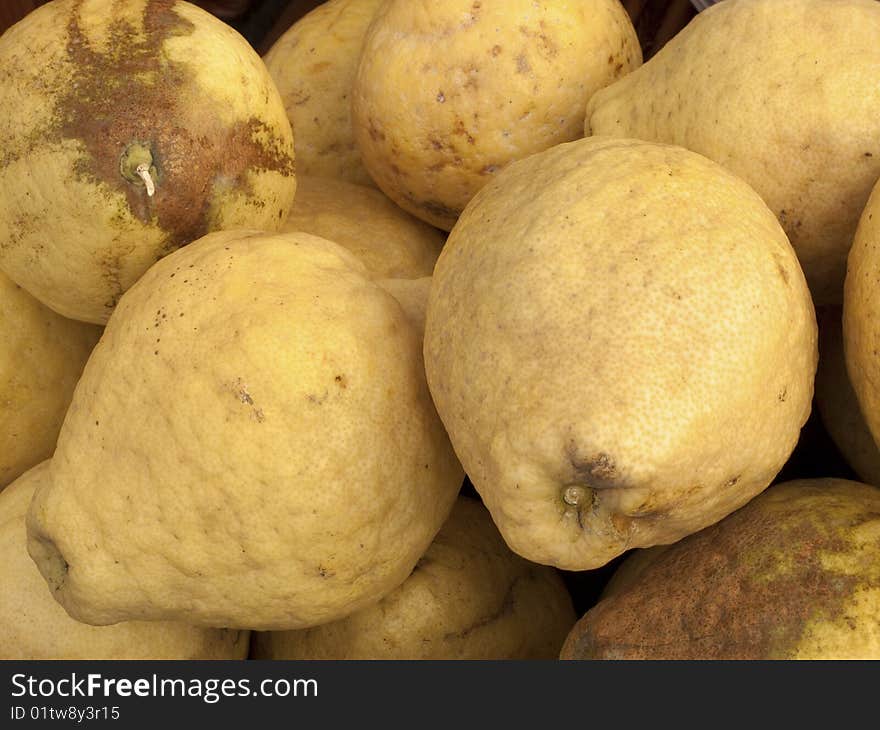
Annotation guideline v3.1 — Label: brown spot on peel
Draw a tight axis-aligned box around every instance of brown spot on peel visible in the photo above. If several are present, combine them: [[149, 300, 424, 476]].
[[230, 377, 265, 422], [368, 117, 386, 142], [777, 262, 790, 285], [566, 442, 618, 489], [53, 0, 293, 252]]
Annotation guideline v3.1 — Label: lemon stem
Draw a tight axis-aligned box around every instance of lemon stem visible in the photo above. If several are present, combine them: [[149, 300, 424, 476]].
[[563, 485, 588, 507], [120, 142, 157, 196], [135, 163, 155, 197]]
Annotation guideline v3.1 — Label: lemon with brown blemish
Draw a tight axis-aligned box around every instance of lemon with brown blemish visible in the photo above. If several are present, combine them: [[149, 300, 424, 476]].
[[2, 462, 249, 660], [351, 0, 641, 231], [264, 0, 385, 187], [424, 136, 817, 571], [561, 479, 880, 659], [0, 0, 296, 324], [26, 229, 463, 630]]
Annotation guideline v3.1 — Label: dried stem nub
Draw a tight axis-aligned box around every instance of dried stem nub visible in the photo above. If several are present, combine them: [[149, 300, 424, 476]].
[[135, 163, 155, 197]]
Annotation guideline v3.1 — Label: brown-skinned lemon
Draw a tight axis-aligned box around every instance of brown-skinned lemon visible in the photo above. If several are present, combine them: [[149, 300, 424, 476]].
[[561, 479, 880, 660]]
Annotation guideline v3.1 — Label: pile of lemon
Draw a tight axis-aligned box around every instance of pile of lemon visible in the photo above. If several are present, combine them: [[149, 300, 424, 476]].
[[1, 0, 878, 660]]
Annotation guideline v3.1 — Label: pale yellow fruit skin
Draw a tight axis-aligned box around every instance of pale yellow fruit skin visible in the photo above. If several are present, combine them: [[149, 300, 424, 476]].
[[2, 462, 248, 660], [586, 0, 880, 306], [844, 179, 880, 459], [252, 496, 575, 659], [375, 277, 432, 340], [27, 229, 463, 630], [352, 0, 641, 231], [0, 0, 296, 324], [425, 137, 817, 571], [561, 479, 880, 660], [264, 0, 384, 187], [283, 176, 445, 279], [0, 271, 101, 490], [816, 307, 880, 486]]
